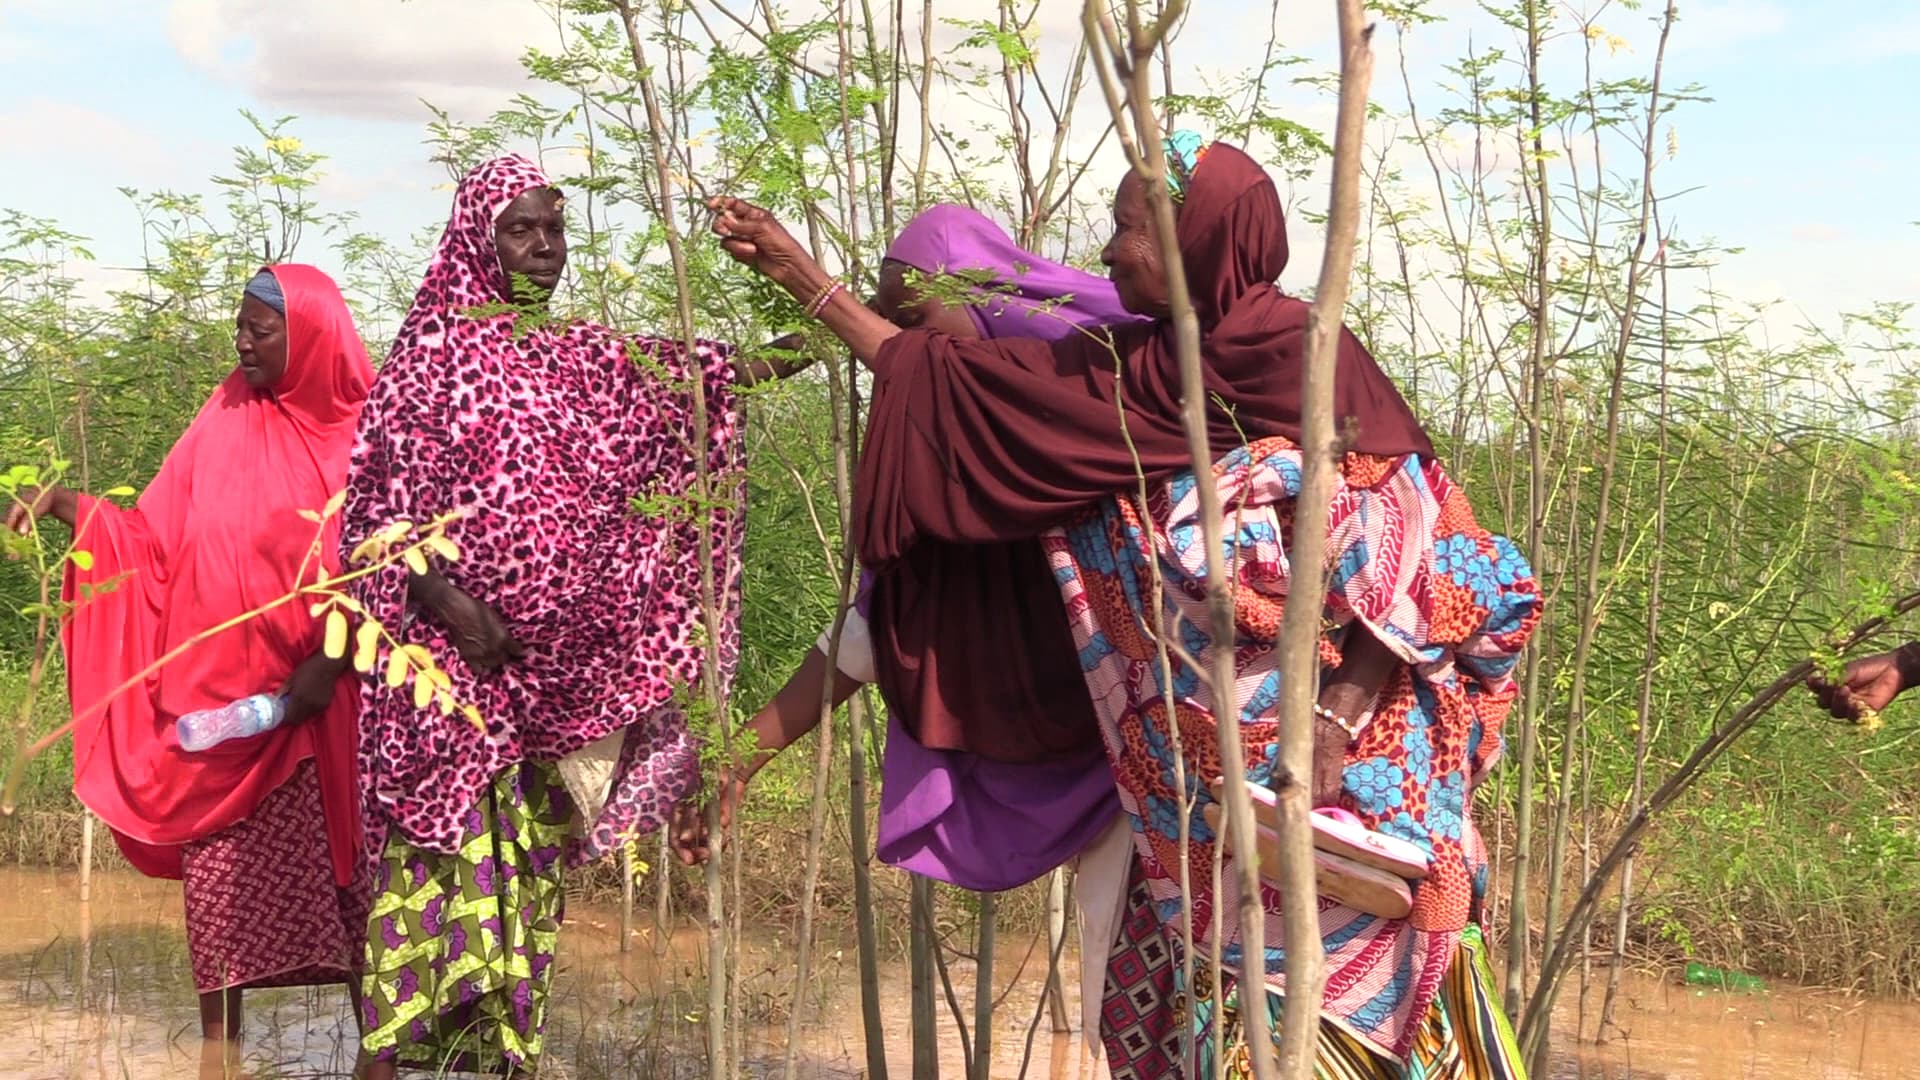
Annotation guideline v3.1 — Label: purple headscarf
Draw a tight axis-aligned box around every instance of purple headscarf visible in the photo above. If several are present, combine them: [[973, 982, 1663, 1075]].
[[856, 204, 1138, 630], [881, 205, 1138, 341], [858, 205, 1141, 892]]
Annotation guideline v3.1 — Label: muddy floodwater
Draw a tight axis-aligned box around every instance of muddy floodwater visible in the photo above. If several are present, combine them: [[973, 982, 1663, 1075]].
[[0, 867, 1909, 1078]]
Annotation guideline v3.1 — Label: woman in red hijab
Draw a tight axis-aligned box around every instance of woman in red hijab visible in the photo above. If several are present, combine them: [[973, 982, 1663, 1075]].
[[708, 138, 1538, 1078], [8, 265, 373, 1055]]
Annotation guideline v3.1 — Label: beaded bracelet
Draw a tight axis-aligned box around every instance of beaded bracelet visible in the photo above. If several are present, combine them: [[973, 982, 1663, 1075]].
[[1313, 702, 1364, 741], [799, 278, 835, 316], [806, 280, 845, 319]]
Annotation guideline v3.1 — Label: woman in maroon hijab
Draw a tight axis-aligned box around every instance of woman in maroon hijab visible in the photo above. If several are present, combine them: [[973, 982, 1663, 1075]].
[[708, 142, 1431, 796], [708, 139, 1538, 1078]]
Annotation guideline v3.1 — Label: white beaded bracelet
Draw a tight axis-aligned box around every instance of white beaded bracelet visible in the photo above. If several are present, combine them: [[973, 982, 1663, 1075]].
[[1313, 703, 1364, 741]]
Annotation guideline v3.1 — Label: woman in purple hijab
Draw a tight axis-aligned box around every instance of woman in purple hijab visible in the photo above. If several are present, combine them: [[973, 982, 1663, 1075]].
[[673, 205, 1139, 892]]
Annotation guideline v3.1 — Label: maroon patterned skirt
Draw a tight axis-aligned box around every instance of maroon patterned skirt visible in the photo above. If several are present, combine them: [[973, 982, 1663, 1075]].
[[179, 759, 370, 993]]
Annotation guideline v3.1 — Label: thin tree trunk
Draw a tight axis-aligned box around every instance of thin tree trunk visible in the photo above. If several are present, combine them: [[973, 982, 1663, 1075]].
[[730, 781, 746, 1071], [1602, 220, 1669, 1040], [75, 377, 93, 909], [972, 893, 998, 1080], [1020, 884, 1077, 1079], [1081, 6, 1373, 1077], [853, 0, 900, 238], [783, 209, 865, 1080], [824, 2, 891, 1066], [79, 815, 92, 903], [912, 0, 935, 207], [848, 688, 890, 1080], [75, 863, 91, 1009], [1524, 5, 1677, 1068], [1575, 709, 1593, 1043], [778, 476, 847, 1080], [1045, 869, 1071, 1034], [655, 828, 672, 956], [1082, 5, 1277, 1076], [1266, 2, 1377, 1075], [1503, 0, 1553, 1026], [910, 873, 940, 1079], [612, 8, 733, 1074]]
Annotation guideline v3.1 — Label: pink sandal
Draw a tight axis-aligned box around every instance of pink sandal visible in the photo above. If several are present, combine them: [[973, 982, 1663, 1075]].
[[1207, 781, 1432, 880], [1200, 802, 1415, 919]]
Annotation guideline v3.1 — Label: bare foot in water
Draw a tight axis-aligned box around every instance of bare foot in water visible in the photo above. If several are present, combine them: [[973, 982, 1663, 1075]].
[[196, 1037, 250, 1080], [196, 989, 248, 1080]]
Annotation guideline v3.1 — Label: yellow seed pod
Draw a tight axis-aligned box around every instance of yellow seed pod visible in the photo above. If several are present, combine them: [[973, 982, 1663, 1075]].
[[353, 621, 381, 673], [323, 609, 349, 660]]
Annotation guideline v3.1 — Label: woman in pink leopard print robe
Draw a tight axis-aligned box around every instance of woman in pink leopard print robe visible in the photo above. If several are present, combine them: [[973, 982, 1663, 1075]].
[[341, 154, 745, 1076]]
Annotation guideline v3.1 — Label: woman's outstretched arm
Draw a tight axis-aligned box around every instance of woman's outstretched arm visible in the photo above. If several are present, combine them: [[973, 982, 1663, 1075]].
[[708, 197, 902, 367], [671, 644, 863, 865], [730, 331, 828, 386]]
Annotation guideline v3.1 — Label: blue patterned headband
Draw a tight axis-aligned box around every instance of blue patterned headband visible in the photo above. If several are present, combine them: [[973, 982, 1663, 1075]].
[[1162, 129, 1212, 203], [244, 269, 286, 315]]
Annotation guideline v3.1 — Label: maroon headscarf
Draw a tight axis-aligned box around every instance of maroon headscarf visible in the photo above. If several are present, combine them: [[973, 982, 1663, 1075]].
[[854, 143, 1431, 762]]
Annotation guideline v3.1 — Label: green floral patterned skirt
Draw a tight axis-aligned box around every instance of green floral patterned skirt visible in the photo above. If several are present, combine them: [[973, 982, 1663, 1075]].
[[358, 762, 569, 1075]]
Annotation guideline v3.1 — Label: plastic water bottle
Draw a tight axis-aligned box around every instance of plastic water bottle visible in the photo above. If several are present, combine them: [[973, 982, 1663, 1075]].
[[1683, 960, 1765, 993], [176, 694, 287, 752]]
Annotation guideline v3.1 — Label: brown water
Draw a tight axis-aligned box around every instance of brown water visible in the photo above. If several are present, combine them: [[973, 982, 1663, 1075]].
[[0, 867, 1907, 1079]]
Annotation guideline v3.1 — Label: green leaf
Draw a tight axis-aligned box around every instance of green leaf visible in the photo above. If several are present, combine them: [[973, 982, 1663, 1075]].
[[70, 550, 94, 571]]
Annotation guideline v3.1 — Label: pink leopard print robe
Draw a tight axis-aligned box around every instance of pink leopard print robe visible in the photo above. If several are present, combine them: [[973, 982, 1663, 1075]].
[[342, 154, 744, 866]]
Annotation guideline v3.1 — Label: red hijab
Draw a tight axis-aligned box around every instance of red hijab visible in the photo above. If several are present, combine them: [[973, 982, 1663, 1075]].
[[854, 143, 1431, 761], [63, 263, 372, 885]]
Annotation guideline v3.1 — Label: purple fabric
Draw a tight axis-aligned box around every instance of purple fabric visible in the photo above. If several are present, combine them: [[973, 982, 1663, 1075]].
[[882, 205, 1139, 343], [859, 206, 1137, 891]]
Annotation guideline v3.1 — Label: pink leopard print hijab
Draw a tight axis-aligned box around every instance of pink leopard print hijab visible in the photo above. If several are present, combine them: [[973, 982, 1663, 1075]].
[[342, 154, 745, 865]]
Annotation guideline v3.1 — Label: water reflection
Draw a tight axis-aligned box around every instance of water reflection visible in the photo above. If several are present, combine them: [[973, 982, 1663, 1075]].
[[0, 866, 1908, 1079], [1549, 969, 1917, 1080]]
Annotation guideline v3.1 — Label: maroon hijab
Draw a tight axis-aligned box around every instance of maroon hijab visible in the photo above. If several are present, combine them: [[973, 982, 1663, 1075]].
[[856, 143, 1431, 761]]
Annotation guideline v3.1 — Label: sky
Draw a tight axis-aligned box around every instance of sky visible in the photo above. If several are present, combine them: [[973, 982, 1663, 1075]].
[[0, 0, 1914, 341]]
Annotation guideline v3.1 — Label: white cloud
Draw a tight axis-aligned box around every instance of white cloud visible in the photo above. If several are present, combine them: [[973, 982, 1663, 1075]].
[[1857, 11, 1920, 59], [0, 97, 202, 192], [1790, 223, 1849, 244], [310, 158, 441, 208], [167, 0, 555, 121]]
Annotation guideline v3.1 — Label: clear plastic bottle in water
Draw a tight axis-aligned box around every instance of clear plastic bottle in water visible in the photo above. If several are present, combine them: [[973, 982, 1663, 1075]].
[[175, 694, 287, 752]]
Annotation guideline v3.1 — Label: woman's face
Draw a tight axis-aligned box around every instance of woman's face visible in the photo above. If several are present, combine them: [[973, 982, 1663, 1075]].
[[234, 294, 289, 390], [872, 259, 982, 339], [495, 187, 568, 298], [1101, 172, 1172, 318]]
